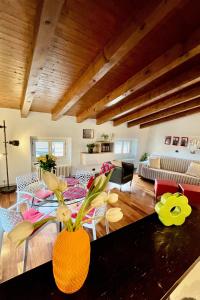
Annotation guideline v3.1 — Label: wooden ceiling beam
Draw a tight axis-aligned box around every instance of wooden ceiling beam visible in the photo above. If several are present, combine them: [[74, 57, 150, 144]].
[[78, 27, 200, 124], [51, 0, 185, 120], [21, 0, 64, 117], [96, 65, 200, 124], [113, 84, 200, 126], [127, 98, 200, 127], [139, 105, 200, 128]]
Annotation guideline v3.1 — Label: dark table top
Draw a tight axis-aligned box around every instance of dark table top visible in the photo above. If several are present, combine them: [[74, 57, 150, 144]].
[[1, 210, 200, 300]]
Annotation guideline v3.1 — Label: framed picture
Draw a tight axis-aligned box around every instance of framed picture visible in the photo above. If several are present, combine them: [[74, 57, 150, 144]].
[[172, 136, 180, 146], [164, 136, 172, 145], [83, 129, 94, 139], [180, 137, 188, 147]]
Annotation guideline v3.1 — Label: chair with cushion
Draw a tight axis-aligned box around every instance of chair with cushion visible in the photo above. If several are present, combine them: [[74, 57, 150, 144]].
[[16, 172, 53, 205], [71, 204, 109, 240], [109, 162, 134, 191], [16, 172, 41, 202], [83, 205, 109, 240], [16, 172, 40, 192], [73, 170, 94, 187], [0, 199, 59, 274]]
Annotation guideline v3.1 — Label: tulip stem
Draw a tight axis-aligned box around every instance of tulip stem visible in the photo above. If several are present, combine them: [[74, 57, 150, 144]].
[[54, 190, 65, 205], [73, 191, 101, 230], [33, 217, 56, 231], [68, 218, 74, 232]]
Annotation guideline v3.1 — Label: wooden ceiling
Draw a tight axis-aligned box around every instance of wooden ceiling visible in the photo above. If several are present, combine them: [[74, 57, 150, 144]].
[[0, 0, 200, 127]]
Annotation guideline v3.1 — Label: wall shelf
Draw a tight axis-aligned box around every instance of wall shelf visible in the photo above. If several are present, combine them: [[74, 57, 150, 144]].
[[95, 141, 114, 153], [81, 152, 113, 154]]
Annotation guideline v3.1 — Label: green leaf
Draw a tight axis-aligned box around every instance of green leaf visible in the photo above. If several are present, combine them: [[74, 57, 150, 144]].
[[74, 189, 102, 230], [33, 217, 56, 231], [100, 170, 113, 192]]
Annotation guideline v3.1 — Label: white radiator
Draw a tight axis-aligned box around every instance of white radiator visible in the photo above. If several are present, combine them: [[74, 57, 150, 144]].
[[34, 165, 71, 179], [55, 165, 71, 177]]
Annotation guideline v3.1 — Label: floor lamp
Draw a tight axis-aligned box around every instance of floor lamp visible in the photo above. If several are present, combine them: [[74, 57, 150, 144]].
[[0, 120, 20, 193]]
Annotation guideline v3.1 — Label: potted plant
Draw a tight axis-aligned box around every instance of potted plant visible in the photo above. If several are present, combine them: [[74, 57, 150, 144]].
[[8, 171, 123, 294], [140, 152, 149, 162], [101, 133, 109, 141], [37, 154, 56, 172], [86, 143, 95, 153]]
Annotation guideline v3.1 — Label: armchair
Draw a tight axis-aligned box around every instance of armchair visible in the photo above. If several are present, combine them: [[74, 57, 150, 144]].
[[109, 162, 134, 191]]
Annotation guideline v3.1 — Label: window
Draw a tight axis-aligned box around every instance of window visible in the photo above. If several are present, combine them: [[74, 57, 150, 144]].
[[52, 141, 65, 157], [114, 141, 123, 154], [31, 138, 72, 164], [35, 141, 49, 157], [114, 139, 137, 156], [34, 140, 65, 158], [114, 140, 131, 154], [123, 141, 130, 154]]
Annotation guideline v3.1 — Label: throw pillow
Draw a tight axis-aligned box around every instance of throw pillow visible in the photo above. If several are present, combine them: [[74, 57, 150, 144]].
[[186, 162, 200, 178], [149, 157, 160, 169]]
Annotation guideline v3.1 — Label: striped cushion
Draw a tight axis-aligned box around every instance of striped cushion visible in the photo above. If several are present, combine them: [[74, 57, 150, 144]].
[[160, 157, 198, 173]]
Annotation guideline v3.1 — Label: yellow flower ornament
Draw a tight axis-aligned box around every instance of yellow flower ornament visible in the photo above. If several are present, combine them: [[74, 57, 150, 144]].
[[155, 192, 192, 226]]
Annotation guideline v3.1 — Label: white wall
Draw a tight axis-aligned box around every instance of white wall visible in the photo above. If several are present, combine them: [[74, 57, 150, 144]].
[[146, 112, 200, 159], [0, 108, 149, 185]]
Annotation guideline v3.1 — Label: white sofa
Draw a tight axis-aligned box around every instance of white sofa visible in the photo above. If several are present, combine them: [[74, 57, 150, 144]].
[[138, 156, 200, 185]]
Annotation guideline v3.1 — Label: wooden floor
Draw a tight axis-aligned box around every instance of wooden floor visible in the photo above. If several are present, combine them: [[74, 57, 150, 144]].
[[0, 175, 155, 283]]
